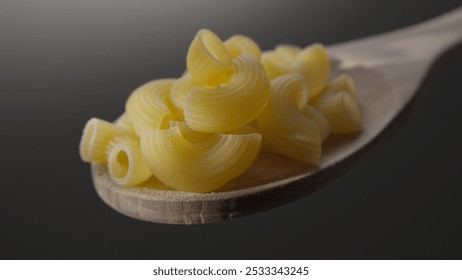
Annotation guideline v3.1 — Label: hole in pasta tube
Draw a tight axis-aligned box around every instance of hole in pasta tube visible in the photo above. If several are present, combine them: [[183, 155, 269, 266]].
[[111, 148, 130, 180]]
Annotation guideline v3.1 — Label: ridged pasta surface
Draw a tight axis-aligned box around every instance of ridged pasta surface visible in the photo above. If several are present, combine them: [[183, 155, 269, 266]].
[[79, 29, 363, 193], [169, 73, 194, 117], [184, 54, 270, 133], [140, 122, 261, 193], [313, 90, 362, 134], [79, 118, 125, 163], [324, 73, 357, 98], [257, 73, 323, 163], [125, 79, 177, 136], [261, 43, 330, 98], [224, 35, 261, 59], [187, 29, 233, 86], [115, 114, 138, 138]]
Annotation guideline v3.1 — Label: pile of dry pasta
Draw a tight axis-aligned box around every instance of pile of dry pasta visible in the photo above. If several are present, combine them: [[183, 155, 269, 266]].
[[79, 29, 361, 193]]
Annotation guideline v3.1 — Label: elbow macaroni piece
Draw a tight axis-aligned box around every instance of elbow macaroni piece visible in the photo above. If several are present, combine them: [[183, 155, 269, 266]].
[[79, 118, 125, 163], [140, 122, 261, 193], [107, 137, 152, 186], [257, 73, 323, 163], [125, 79, 177, 136], [184, 54, 270, 133]]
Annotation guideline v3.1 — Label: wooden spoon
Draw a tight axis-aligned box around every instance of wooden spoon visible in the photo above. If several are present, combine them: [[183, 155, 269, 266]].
[[91, 8, 462, 224]]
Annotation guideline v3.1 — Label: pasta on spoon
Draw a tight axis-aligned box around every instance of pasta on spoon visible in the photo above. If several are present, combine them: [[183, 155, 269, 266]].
[[79, 29, 362, 193]]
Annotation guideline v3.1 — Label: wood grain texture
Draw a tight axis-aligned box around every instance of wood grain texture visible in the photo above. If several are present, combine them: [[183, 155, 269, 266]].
[[92, 8, 462, 224]]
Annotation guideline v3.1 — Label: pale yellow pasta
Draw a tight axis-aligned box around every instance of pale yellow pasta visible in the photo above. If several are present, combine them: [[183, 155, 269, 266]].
[[225, 125, 260, 135], [115, 114, 132, 130], [140, 122, 261, 193], [125, 79, 177, 136], [257, 73, 322, 163], [169, 73, 195, 117], [299, 105, 331, 142], [274, 44, 301, 60], [261, 43, 329, 98], [79, 30, 363, 193], [261, 45, 301, 79], [106, 137, 152, 186], [325, 73, 357, 98], [292, 43, 330, 98], [184, 54, 270, 133], [178, 119, 260, 135], [313, 90, 362, 134], [186, 29, 233, 86], [136, 176, 173, 190], [79, 118, 125, 163], [261, 51, 292, 79], [115, 113, 137, 138], [224, 35, 261, 59]]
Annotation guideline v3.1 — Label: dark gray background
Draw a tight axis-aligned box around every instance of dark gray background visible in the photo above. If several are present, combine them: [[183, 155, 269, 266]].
[[1, 0, 461, 259]]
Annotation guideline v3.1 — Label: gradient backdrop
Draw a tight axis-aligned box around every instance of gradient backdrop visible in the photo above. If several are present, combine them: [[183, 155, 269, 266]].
[[1, 0, 461, 259]]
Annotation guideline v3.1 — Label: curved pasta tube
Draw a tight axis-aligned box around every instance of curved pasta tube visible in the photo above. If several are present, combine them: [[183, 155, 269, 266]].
[[186, 29, 233, 86], [140, 122, 262, 193], [184, 54, 270, 133], [125, 79, 177, 136], [79, 118, 125, 163], [313, 90, 362, 134], [224, 35, 261, 59], [325, 73, 357, 98], [257, 73, 322, 163], [261, 43, 329, 98], [293, 43, 330, 98], [107, 137, 152, 186]]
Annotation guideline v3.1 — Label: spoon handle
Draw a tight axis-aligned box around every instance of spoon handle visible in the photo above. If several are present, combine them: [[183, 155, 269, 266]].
[[389, 7, 462, 58], [331, 7, 462, 63]]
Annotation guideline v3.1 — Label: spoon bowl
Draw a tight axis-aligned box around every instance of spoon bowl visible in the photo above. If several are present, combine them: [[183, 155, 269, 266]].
[[92, 8, 462, 224]]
